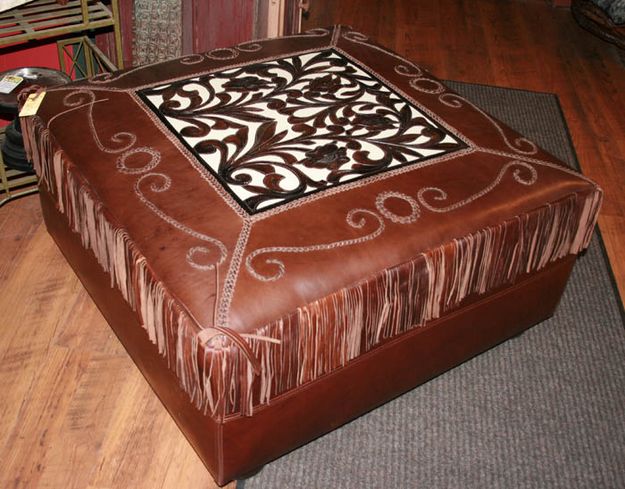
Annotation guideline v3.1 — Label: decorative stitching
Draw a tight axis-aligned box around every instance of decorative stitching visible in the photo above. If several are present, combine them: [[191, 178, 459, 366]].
[[63, 90, 136, 153], [53, 89, 231, 275], [90, 64, 150, 84], [479, 146, 601, 186], [217, 221, 252, 326], [179, 53, 205, 65], [439, 93, 539, 155], [375, 191, 421, 224], [46, 98, 109, 127], [135, 173, 228, 270], [331, 24, 341, 46], [116, 146, 161, 174], [245, 209, 385, 282], [417, 160, 537, 212], [237, 42, 263, 53], [246, 159, 539, 282], [342, 30, 369, 43], [395, 63, 446, 94], [206, 47, 239, 60]]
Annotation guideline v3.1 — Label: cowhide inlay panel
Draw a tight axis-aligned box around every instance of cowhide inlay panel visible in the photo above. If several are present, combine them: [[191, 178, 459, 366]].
[[138, 49, 466, 213]]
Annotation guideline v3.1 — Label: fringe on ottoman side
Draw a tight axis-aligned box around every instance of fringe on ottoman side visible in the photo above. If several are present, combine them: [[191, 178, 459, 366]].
[[22, 116, 243, 421], [22, 115, 603, 419], [237, 187, 603, 417]]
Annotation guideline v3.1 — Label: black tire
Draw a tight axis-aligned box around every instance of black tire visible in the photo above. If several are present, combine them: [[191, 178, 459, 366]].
[[5, 120, 23, 146], [1, 138, 32, 172]]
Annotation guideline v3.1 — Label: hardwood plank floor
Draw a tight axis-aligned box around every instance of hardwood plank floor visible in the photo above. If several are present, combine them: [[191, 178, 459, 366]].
[[1, 1, 623, 487], [0, 198, 232, 489]]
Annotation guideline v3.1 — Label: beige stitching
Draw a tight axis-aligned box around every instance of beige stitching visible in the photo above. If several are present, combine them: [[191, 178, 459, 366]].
[[375, 191, 421, 224], [116, 147, 161, 174], [135, 173, 228, 270], [63, 90, 136, 153], [245, 209, 385, 282], [480, 147, 601, 187], [246, 159, 538, 282], [217, 221, 252, 326], [395, 63, 445, 94], [417, 160, 538, 212], [439, 93, 539, 155]]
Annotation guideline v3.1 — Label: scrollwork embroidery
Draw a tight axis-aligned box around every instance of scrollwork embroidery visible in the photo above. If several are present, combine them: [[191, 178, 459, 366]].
[[245, 208, 384, 281], [375, 191, 420, 224], [417, 160, 538, 213], [135, 173, 228, 270], [439, 93, 538, 155], [246, 160, 538, 282], [63, 90, 136, 153], [395, 64, 445, 94]]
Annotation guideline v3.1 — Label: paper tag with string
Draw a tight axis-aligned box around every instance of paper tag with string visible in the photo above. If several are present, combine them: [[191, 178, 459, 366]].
[[19, 91, 46, 117]]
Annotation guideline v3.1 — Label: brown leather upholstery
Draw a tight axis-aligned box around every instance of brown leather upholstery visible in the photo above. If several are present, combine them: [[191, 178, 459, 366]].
[[23, 25, 601, 485]]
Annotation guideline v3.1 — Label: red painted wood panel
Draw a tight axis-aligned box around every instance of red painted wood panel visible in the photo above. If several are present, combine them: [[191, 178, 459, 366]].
[[182, 0, 256, 54], [0, 42, 60, 126], [95, 0, 134, 68]]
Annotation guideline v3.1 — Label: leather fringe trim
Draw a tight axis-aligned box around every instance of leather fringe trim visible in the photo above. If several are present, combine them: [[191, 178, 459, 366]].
[[23, 116, 602, 419], [241, 189, 601, 413], [23, 117, 242, 420]]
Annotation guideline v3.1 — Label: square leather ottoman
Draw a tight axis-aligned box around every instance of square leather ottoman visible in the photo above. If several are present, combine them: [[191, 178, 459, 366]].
[[22, 25, 601, 485]]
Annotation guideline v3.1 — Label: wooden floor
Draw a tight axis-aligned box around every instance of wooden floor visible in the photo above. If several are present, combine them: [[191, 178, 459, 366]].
[[1, 1, 623, 487]]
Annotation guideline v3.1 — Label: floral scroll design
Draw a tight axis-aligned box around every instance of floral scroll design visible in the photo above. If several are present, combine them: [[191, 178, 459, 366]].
[[438, 93, 538, 156], [179, 28, 331, 65], [140, 50, 465, 213], [417, 160, 537, 213], [394, 64, 446, 95], [55, 89, 227, 271], [245, 160, 538, 281], [245, 209, 385, 282], [245, 191, 423, 282], [179, 41, 263, 65], [134, 173, 228, 270]]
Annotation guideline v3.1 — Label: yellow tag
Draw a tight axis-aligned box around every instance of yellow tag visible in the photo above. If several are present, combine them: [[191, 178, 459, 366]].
[[19, 91, 46, 117]]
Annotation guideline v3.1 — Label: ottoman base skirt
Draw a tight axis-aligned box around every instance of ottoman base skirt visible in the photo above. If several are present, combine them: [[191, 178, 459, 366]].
[[40, 185, 576, 485]]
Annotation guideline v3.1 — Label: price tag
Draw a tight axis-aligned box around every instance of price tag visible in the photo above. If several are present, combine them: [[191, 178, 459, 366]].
[[0, 75, 23, 94], [19, 91, 46, 117]]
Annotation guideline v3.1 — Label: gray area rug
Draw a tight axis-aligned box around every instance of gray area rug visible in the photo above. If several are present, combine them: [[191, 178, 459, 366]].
[[238, 82, 625, 489]]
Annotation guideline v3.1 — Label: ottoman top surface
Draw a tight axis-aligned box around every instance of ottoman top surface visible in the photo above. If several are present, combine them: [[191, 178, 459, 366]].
[[35, 25, 598, 335]]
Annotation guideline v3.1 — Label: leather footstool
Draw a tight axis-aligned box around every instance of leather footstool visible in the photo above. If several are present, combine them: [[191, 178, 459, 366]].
[[22, 26, 602, 485]]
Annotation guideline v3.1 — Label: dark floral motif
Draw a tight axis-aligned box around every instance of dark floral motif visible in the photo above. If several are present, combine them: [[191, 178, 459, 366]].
[[307, 74, 342, 95], [223, 76, 273, 92], [302, 143, 349, 169], [140, 50, 465, 213], [352, 113, 396, 130]]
